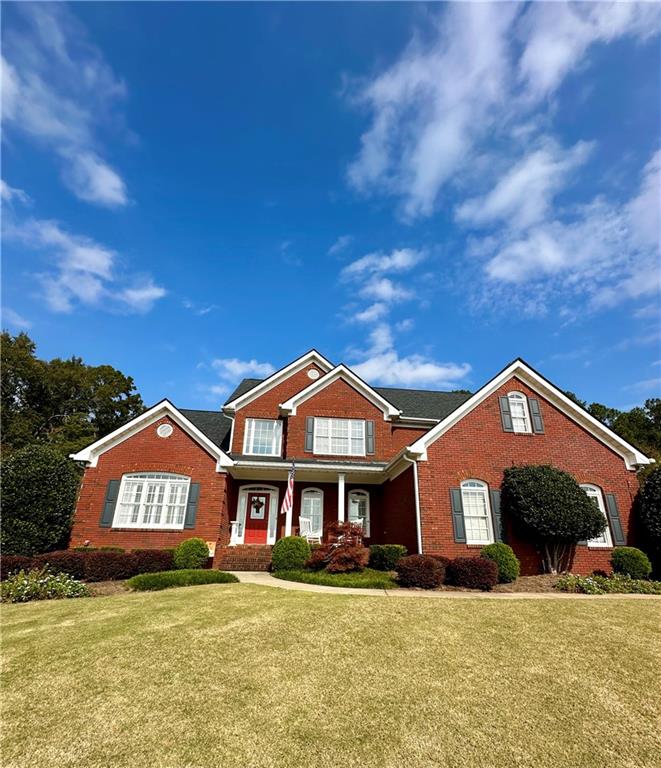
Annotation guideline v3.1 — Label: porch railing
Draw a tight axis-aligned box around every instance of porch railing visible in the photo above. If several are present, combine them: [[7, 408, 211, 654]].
[[229, 520, 243, 546]]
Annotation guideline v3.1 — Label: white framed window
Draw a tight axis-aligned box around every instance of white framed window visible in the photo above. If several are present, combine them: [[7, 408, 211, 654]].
[[313, 418, 365, 456], [508, 392, 532, 433], [348, 489, 370, 537], [460, 480, 494, 545], [243, 418, 283, 456], [580, 484, 613, 548], [301, 488, 324, 538], [113, 473, 190, 530]]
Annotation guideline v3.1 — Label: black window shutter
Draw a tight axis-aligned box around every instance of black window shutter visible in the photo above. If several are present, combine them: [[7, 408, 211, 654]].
[[450, 488, 466, 543], [366, 420, 375, 455], [528, 398, 545, 434], [184, 483, 200, 529], [100, 480, 120, 527], [605, 493, 625, 546], [304, 417, 314, 452], [499, 396, 514, 432], [490, 489, 504, 542]]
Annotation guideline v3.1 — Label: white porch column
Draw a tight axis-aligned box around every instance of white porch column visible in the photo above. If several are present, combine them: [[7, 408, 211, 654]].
[[337, 473, 346, 521]]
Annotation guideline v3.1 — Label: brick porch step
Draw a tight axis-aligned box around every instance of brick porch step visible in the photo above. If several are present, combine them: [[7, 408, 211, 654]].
[[215, 545, 273, 572]]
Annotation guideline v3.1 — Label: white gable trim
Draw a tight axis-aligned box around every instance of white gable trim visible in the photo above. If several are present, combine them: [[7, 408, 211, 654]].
[[409, 360, 653, 470], [279, 364, 401, 420], [222, 350, 334, 412], [70, 400, 234, 470]]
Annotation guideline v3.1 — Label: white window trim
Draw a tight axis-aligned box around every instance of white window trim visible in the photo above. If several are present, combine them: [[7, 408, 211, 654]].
[[348, 489, 370, 537], [112, 473, 191, 530], [243, 418, 283, 457], [460, 480, 495, 546], [508, 391, 532, 434], [313, 417, 366, 457], [301, 487, 324, 538], [581, 484, 613, 548], [233, 485, 279, 545]]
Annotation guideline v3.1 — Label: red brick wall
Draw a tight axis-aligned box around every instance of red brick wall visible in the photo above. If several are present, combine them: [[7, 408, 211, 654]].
[[71, 415, 230, 550], [378, 467, 418, 554], [416, 377, 640, 575]]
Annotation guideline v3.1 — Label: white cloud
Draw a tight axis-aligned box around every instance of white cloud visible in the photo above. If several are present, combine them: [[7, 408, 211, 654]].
[[360, 276, 413, 303], [0, 180, 31, 205], [210, 357, 275, 396], [1, 4, 129, 207], [341, 247, 425, 279], [116, 279, 167, 313], [350, 323, 471, 388], [623, 377, 661, 393], [352, 303, 388, 323], [183, 300, 218, 316], [328, 235, 354, 256], [2, 307, 32, 330]]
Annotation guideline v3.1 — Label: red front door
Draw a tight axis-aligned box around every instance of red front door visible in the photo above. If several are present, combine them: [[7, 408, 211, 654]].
[[244, 492, 270, 544]]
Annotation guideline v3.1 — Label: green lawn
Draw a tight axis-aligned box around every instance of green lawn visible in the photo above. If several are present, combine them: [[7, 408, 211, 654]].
[[2, 585, 660, 768]]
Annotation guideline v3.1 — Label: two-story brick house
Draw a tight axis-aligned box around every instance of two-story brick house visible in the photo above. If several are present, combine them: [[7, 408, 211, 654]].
[[70, 350, 653, 573]]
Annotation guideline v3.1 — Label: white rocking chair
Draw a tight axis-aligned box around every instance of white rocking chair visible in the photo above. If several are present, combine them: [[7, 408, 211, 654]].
[[299, 516, 322, 545]]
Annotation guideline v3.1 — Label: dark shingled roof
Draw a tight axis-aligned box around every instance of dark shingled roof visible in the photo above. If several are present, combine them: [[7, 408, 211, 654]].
[[179, 409, 233, 451], [224, 378, 472, 421]]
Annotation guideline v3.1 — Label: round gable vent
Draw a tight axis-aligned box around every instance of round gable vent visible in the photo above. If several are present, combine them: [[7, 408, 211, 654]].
[[307, 369, 320, 380], [157, 423, 174, 438]]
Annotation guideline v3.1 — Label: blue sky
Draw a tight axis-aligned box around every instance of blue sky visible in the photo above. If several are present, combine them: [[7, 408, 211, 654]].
[[2, 2, 660, 410]]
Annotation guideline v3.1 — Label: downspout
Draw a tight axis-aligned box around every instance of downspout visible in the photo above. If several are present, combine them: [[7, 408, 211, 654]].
[[403, 453, 423, 555]]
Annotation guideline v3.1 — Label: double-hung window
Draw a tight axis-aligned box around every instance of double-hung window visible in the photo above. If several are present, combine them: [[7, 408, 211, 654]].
[[508, 392, 532, 433], [348, 489, 370, 536], [313, 418, 365, 456], [301, 488, 324, 538], [113, 473, 190, 530], [243, 419, 283, 456], [580, 484, 612, 548], [460, 480, 494, 545]]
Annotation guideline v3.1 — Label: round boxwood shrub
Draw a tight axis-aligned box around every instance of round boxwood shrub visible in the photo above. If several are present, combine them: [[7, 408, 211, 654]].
[[446, 557, 499, 591], [395, 555, 445, 589], [480, 543, 520, 583], [174, 538, 210, 570], [611, 547, 652, 580], [368, 544, 407, 571], [271, 536, 311, 572]]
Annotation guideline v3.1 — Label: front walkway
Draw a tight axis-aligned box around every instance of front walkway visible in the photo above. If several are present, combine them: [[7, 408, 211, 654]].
[[234, 571, 661, 599]]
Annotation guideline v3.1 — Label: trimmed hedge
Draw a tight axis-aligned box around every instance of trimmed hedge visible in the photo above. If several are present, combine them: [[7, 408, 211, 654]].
[[1, 555, 34, 581], [446, 557, 499, 591], [273, 568, 398, 590], [35, 550, 87, 580], [131, 549, 175, 574], [271, 536, 311, 571], [369, 544, 407, 571], [395, 555, 445, 589], [610, 547, 652, 580], [480, 543, 520, 583], [174, 538, 210, 570], [128, 569, 238, 591]]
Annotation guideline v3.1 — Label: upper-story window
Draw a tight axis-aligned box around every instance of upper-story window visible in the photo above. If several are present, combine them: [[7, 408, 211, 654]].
[[113, 473, 190, 530], [460, 480, 494, 545], [243, 418, 283, 456], [580, 484, 613, 548], [508, 392, 532, 433], [313, 418, 365, 456]]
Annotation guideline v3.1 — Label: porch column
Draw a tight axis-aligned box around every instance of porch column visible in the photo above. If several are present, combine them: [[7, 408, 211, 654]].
[[337, 473, 346, 522]]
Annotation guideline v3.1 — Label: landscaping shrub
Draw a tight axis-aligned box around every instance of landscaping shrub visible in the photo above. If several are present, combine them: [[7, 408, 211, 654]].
[[555, 573, 661, 595], [368, 544, 407, 571], [611, 547, 652, 580], [502, 465, 606, 573], [127, 569, 238, 591], [73, 546, 125, 552], [1, 567, 90, 603], [480, 543, 520, 583], [271, 536, 311, 572], [35, 550, 86, 580], [430, 554, 451, 570], [1, 445, 81, 556], [273, 568, 398, 589], [326, 520, 364, 546], [446, 557, 498, 591], [395, 555, 445, 589], [82, 551, 139, 582], [325, 546, 370, 573], [1, 555, 34, 581], [638, 467, 661, 551], [305, 547, 328, 571], [131, 549, 175, 574], [174, 538, 210, 570]]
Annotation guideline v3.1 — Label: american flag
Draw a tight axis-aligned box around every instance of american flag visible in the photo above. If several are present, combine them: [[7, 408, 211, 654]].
[[280, 462, 295, 518]]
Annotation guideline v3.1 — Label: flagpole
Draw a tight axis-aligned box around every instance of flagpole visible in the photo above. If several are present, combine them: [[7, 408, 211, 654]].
[[282, 461, 295, 537]]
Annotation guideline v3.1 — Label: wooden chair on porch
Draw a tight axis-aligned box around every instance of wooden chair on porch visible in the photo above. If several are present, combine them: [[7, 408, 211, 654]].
[[298, 517, 322, 545]]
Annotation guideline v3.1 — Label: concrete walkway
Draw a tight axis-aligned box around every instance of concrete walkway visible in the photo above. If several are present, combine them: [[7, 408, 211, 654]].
[[234, 571, 661, 599]]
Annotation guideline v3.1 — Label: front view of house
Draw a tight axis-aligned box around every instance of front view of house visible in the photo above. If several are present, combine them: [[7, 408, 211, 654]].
[[70, 350, 653, 574]]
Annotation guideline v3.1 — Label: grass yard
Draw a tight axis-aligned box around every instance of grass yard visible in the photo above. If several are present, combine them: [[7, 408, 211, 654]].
[[2, 585, 660, 768]]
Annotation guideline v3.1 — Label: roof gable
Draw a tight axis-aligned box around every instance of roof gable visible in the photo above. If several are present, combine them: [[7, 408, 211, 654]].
[[408, 359, 653, 470]]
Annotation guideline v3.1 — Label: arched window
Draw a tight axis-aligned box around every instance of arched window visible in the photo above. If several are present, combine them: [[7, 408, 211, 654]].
[[300, 488, 324, 538], [460, 480, 494, 545], [114, 473, 191, 530], [507, 392, 532, 433], [580, 484, 612, 548], [348, 489, 370, 537]]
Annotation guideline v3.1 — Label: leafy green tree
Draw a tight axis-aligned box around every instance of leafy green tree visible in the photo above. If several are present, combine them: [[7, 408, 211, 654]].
[[638, 467, 661, 552], [1, 332, 144, 455], [501, 465, 606, 574], [1, 445, 82, 555]]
